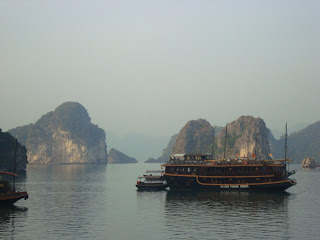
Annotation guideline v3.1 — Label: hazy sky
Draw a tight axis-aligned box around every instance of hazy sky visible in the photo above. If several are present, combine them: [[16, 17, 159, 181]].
[[1, 1, 319, 136]]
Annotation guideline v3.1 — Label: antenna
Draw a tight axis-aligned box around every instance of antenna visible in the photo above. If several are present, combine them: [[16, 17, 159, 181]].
[[223, 124, 228, 159]]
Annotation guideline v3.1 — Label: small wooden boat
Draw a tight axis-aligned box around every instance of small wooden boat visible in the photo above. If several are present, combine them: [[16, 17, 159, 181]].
[[0, 139, 28, 206], [0, 171, 28, 206], [136, 170, 168, 190]]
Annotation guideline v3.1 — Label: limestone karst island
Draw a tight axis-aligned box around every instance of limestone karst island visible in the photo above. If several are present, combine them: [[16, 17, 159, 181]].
[[2, 101, 320, 173]]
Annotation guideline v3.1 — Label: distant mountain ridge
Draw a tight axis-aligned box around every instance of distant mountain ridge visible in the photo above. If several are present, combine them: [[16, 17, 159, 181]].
[[9, 102, 108, 164], [271, 121, 320, 162]]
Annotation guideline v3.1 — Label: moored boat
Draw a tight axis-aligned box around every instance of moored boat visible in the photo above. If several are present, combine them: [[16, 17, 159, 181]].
[[162, 154, 296, 191], [0, 170, 28, 206], [0, 138, 28, 206], [136, 170, 168, 190], [162, 122, 296, 191]]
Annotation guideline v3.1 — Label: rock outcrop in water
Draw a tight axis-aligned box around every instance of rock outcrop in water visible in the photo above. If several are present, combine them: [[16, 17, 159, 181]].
[[172, 119, 214, 155], [108, 148, 137, 163], [302, 157, 317, 168], [144, 157, 157, 163], [0, 129, 27, 173], [152, 116, 271, 162], [9, 102, 108, 164], [214, 116, 271, 159]]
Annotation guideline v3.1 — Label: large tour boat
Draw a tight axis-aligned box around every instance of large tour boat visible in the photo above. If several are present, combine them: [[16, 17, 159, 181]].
[[162, 154, 296, 191]]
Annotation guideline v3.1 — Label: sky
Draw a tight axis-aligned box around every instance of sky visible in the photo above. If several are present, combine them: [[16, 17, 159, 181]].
[[1, 0, 320, 137]]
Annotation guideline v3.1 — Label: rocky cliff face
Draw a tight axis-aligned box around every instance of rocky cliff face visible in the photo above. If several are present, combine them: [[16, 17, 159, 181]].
[[108, 148, 137, 163], [0, 130, 27, 173], [302, 157, 317, 168], [9, 102, 108, 164], [167, 116, 271, 160], [172, 119, 214, 155], [214, 116, 271, 159]]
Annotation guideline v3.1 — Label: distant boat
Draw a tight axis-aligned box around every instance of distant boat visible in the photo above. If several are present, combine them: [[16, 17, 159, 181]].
[[0, 170, 28, 205], [136, 170, 168, 190]]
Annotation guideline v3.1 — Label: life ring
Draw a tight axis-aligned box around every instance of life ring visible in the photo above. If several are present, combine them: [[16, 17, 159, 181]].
[[243, 160, 247, 165]]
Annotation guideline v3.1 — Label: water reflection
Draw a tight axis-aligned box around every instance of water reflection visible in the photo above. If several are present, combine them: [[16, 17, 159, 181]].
[[17, 164, 109, 239], [0, 206, 28, 239], [166, 190, 290, 204], [165, 190, 290, 240]]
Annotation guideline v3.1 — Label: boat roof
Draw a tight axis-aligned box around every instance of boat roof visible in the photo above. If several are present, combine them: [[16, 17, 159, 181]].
[[146, 170, 164, 173], [138, 175, 163, 180], [0, 171, 18, 177], [173, 153, 211, 157]]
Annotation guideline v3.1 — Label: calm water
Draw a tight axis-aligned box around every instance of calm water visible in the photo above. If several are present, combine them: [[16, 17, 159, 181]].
[[1, 163, 319, 240]]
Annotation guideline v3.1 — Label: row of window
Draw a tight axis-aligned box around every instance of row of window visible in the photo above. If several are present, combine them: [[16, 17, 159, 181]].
[[167, 166, 285, 174]]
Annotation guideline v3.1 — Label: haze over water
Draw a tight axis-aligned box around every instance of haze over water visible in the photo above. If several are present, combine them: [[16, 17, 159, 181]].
[[1, 163, 319, 240], [1, 1, 320, 137]]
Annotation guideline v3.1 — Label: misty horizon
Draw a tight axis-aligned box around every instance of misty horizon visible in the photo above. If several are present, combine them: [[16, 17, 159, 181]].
[[1, 1, 319, 137]]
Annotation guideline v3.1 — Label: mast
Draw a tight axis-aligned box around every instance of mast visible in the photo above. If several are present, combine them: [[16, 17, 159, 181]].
[[223, 124, 228, 159], [211, 127, 215, 159], [284, 122, 289, 173], [254, 133, 258, 159], [13, 138, 17, 192], [284, 122, 287, 160]]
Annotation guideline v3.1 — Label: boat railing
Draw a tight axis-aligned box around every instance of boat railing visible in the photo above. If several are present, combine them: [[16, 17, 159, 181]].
[[166, 158, 291, 166]]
